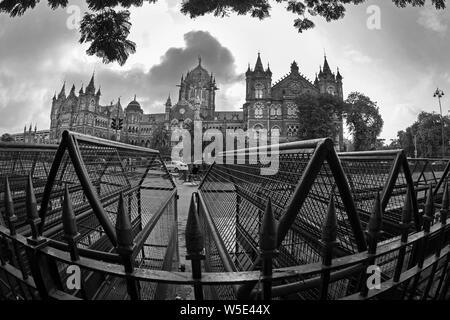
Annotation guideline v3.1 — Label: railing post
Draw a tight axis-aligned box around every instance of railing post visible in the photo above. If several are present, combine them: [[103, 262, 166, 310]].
[[436, 182, 448, 258], [319, 196, 337, 300], [420, 184, 434, 267], [5, 177, 18, 236], [360, 192, 382, 298], [62, 185, 80, 262], [186, 192, 205, 300], [116, 192, 141, 300], [437, 183, 450, 300], [21, 175, 63, 299], [394, 186, 413, 284], [26, 174, 45, 246], [259, 198, 278, 301], [409, 184, 434, 299]]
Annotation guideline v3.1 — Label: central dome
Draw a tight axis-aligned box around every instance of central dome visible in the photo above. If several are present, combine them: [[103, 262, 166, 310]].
[[186, 56, 211, 83], [126, 95, 143, 113]]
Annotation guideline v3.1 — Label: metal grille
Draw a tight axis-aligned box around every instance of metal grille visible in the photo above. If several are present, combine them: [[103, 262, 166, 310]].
[[0, 144, 58, 229], [198, 139, 365, 281]]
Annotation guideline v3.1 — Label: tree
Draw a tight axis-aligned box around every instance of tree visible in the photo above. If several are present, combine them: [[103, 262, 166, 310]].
[[1, 133, 14, 142], [295, 92, 346, 140], [149, 124, 171, 156], [0, 0, 445, 65], [346, 92, 383, 151], [397, 111, 450, 158]]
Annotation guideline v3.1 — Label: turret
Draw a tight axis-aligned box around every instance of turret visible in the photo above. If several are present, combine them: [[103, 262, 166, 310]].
[[290, 61, 299, 74], [86, 72, 96, 95], [336, 68, 343, 82], [266, 63, 272, 76], [68, 84, 76, 98], [58, 82, 66, 100], [322, 55, 333, 76], [165, 94, 171, 121], [254, 52, 265, 73], [245, 53, 272, 101]]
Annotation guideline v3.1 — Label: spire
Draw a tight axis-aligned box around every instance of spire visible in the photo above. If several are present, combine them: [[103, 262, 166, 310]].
[[165, 94, 172, 107], [290, 61, 299, 74], [86, 71, 95, 94], [246, 63, 252, 76], [79, 83, 84, 95], [336, 67, 343, 81], [96, 86, 101, 96], [34, 125, 37, 132], [323, 55, 332, 75], [52, 92, 56, 101], [29, 123, 32, 132], [198, 55, 202, 67], [266, 62, 272, 75], [254, 52, 264, 73], [58, 81, 66, 99], [68, 84, 76, 97]]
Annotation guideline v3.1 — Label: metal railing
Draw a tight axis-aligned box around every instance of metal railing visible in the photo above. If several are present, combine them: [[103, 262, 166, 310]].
[[0, 131, 178, 300], [0, 136, 449, 300]]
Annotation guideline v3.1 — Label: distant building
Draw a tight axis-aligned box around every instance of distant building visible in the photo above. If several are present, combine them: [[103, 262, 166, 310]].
[[11, 125, 50, 144], [45, 53, 344, 149]]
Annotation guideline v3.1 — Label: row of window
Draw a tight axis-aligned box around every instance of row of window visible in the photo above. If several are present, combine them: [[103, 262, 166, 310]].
[[253, 103, 297, 119]]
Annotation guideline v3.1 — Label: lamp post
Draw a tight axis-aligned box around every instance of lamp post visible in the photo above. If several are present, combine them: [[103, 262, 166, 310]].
[[434, 88, 445, 158]]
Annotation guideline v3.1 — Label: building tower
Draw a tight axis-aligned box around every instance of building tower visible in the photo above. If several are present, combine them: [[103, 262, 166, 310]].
[[165, 94, 172, 121], [176, 56, 218, 120], [243, 53, 272, 124], [317, 55, 343, 100]]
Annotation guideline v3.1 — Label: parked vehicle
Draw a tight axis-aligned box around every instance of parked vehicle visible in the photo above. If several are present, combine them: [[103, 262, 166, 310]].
[[163, 160, 188, 173]]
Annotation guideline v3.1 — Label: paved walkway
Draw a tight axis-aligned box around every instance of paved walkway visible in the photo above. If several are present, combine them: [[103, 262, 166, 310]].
[[173, 177, 199, 300]]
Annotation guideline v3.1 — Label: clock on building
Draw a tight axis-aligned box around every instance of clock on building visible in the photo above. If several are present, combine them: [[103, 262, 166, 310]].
[[179, 108, 185, 115]]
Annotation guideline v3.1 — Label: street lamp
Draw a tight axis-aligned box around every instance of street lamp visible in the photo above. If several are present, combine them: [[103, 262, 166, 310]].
[[433, 88, 445, 158]]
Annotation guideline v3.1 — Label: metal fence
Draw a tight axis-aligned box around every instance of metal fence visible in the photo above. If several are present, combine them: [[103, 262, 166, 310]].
[[0, 136, 449, 300], [0, 131, 178, 300]]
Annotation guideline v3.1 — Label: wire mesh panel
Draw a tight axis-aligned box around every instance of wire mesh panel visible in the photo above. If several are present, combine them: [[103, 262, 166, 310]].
[[0, 144, 58, 229], [339, 151, 419, 238], [198, 138, 366, 288]]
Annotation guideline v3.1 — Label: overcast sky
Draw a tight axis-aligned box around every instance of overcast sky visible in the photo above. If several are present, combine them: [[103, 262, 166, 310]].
[[1, 0, 450, 141]]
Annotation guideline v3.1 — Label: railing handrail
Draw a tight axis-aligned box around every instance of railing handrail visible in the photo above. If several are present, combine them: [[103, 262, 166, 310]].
[[1, 213, 448, 288], [65, 130, 160, 154]]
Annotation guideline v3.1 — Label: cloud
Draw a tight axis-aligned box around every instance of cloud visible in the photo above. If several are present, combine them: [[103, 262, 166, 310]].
[[343, 47, 373, 64], [0, 27, 243, 134], [68, 30, 244, 112], [0, 3, 83, 133], [417, 7, 448, 34]]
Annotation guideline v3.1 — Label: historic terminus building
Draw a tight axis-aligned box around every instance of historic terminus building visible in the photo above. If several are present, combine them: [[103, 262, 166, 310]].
[[48, 53, 344, 150]]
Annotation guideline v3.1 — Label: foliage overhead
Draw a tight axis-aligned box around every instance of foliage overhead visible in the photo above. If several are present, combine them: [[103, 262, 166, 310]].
[[295, 92, 346, 140], [0, 0, 446, 65], [346, 92, 383, 151]]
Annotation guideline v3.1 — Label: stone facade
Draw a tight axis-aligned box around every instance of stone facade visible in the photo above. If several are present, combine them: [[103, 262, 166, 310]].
[[243, 53, 344, 148], [48, 53, 344, 149]]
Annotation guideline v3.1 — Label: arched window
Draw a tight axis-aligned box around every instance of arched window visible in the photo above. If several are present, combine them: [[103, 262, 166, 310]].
[[287, 103, 297, 118], [327, 86, 336, 95], [271, 126, 281, 136], [254, 102, 264, 119], [254, 83, 264, 99]]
